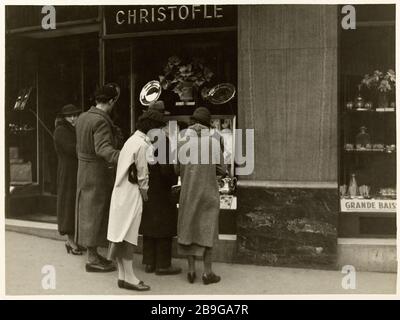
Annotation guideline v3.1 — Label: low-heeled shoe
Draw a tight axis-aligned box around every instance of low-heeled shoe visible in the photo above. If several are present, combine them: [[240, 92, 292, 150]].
[[187, 272, 196, 283], [202, 273, 221, 285], [155, 266, 182, 275], [85, 261, 117, 273], [123, 281, 150, 291], [97, 254, 113, 265]]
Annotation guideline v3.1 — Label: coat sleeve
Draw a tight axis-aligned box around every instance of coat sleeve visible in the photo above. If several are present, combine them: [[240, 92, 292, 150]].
[[136, 144, 149, 191], [93, 120, 120, 164], [54, 126, 76, 157], [159, 138, 178, 186], [213, 136, 227, 176]]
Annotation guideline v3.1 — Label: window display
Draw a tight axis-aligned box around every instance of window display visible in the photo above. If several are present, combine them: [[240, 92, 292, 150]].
[[9, 86, 38, 186]]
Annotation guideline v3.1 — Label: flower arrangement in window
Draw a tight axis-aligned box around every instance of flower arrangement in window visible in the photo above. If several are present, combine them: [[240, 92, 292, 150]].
[[159, 56, 214, 101], [360, 69, 396, 92]]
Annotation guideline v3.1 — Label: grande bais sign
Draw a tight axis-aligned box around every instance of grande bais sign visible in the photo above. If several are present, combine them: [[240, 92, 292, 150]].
[[104, 5, 237, 35]]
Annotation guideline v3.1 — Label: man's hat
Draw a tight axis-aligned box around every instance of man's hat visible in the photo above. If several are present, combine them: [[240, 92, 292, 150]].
[[58, 104, 81, 116], [95, 83, 120, 101], [148, 100, 170, 115]]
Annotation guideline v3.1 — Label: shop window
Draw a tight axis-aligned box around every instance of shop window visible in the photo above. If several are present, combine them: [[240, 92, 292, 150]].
[[339, 5, 396, 238], [9, 86, 38, 186], [38, 35, 99, 194], [105, 31, 237, 135]]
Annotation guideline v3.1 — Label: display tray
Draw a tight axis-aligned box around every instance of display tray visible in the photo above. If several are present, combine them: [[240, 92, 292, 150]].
[[340, 198, 396, 213]]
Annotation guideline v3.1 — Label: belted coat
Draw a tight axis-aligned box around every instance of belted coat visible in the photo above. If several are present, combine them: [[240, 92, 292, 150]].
[[75, 107, 120, 247]]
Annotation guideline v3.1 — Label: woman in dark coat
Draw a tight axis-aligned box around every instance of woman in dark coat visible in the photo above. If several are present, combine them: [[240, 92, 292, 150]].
[[53, 104, 82, 255], [139, 129, 181, 275]]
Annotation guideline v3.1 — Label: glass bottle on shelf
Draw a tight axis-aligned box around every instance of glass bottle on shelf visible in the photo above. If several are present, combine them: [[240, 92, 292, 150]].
[[348, 173, 358, 198], [354, 85, 364, 109]]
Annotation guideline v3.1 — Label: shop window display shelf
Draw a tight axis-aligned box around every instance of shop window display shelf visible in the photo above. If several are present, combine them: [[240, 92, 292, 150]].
[[339, 104, 396, 238]]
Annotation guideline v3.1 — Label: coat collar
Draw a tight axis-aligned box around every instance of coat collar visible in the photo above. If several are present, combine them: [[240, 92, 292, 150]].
[[134, 130, 151, 144], [88, 106, 114, 126], [56, 118, 75, 131]]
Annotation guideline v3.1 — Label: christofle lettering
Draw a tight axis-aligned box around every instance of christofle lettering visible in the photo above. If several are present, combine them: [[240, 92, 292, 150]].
[[115, 5, 225, 25]]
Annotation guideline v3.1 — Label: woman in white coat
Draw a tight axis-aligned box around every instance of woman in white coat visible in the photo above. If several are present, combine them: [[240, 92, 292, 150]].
[[107, 110, 165, 291]]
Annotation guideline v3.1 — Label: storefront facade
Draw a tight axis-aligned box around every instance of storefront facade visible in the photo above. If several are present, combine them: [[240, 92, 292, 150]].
[[5, 5, 396, 272]]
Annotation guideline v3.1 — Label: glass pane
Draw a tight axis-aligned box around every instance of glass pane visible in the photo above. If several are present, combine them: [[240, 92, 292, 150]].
[[105, 41, 132, 139]]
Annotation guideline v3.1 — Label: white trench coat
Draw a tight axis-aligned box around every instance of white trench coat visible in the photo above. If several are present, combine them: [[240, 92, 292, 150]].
[[107, 130, 150, 245]]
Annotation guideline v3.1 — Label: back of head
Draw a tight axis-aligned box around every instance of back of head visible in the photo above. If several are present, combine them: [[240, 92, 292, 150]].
[[136, 110, 165, 134], [95, 83, 120, 104]]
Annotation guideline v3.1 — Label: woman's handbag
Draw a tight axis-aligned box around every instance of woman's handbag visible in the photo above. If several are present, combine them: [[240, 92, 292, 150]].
[[171, 184, 181, 204], [128, 163, 138, 184]]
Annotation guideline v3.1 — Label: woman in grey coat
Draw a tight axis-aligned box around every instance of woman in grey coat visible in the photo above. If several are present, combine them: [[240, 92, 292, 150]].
[[176, 107, 227, 285]]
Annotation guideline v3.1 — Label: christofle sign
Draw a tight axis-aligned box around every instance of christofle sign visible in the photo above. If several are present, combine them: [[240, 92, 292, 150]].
[[104, 5, 237, 35]]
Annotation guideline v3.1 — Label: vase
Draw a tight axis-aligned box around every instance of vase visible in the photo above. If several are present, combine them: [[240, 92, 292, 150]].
[[377, 92, 389, 109], [179, 81, 194, 102], [348, 173, 358, 198], [354, 93, 364, 109]]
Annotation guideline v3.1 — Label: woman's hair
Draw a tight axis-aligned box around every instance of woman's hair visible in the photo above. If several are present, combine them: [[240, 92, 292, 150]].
[[136, 117, 164, 134]]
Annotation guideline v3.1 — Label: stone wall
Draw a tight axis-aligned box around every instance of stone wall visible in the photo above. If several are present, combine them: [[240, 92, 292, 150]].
[[236, 187, 338, 269]]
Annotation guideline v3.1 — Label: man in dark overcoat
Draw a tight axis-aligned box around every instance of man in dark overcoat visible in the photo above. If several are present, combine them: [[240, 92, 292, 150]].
[[75, 83, 121, 272]]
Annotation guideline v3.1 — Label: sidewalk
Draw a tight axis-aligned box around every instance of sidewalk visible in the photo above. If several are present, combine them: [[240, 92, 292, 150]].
[[5, 231, 397, 296]]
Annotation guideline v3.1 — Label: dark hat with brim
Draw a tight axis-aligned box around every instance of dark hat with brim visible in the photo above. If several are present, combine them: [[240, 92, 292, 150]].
[[191, 107, 211, 126], [140, 110, 166, 124], [95, 83, 119, 101], [59, 104, 81, 116], [148, 100, 170, 115]]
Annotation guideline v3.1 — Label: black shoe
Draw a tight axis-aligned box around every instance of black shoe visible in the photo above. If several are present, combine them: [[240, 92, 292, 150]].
[[96, 254, 113, 265], [145, 265, 155, 273], [78, 245, 87, 252], [202, 273, 221, 285], [123, 280, 150, 291], [65, 243, 83, 255], [156, 266, 182, 276], [118, 280, 124, 288], [85, 261, 117, 273], [187, 272, 196, 284]]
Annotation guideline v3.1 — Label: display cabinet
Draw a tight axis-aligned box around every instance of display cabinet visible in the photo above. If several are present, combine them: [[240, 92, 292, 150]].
[[339, 106, 396, 237], [339, 5, 396, 238]]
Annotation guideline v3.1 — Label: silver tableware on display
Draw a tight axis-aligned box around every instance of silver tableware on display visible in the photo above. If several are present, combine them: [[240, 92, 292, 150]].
[[139, 80, 162, 106], [204, 83, 236, 105]]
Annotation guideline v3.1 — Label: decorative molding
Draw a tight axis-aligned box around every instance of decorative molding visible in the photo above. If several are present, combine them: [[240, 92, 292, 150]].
[[6, 18, 99, 35], [338, 238, 396, 246], [237, 180, 338, 189], [101, 26, 237, 40]]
